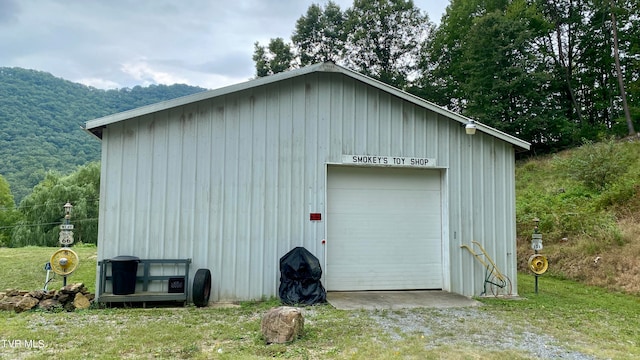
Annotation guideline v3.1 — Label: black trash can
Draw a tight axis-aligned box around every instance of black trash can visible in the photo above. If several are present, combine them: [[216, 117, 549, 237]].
[[111, 256, 140, 295]]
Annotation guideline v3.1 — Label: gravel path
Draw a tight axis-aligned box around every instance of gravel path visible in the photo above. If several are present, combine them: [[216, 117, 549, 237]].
[[367, 307, 599, 359]]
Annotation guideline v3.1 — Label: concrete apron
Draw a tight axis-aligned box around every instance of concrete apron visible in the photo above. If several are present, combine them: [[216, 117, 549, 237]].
[[327, 290, 482, 310]]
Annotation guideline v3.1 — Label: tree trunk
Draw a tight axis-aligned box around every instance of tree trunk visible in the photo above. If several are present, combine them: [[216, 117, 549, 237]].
[[610, 0, 636, 135], [551, 0, 582, 123]]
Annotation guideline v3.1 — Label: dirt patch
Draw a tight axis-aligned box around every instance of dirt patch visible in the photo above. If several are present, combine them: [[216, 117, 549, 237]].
[[517, 216, 640, 294]]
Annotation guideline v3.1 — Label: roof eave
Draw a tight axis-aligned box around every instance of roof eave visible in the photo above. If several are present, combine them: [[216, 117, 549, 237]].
[[84, 63, 329, 132], [325, 65, 531, 151], [84, 62, 530, 151]]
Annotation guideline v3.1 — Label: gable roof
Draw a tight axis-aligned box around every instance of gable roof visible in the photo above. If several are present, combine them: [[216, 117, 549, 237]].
[[84, 62, 530, 151]]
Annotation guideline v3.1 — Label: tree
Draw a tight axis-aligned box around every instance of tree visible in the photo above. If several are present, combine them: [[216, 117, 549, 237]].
[[427, 0, 511, 112], [252, 38, 295, 77], [0, 174, 21, 247], [343, 0, 433, 88], [292, 1, 347, 66], [533, 0, 639, 140], [11, 162, 100, 247], [252, 0, 434, 90], [427, 0, 574, 151], [533, 0, 586, 126], [609, 0, 636, 136], [426, 0, 639, 153], [623, 0, 640, 134]]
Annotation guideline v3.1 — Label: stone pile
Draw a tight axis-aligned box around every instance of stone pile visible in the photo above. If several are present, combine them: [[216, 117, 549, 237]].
[[0, 283, 94, 313]]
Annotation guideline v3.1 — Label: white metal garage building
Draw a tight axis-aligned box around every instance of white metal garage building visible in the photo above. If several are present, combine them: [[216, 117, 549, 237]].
[[85, 62, 530, 302]]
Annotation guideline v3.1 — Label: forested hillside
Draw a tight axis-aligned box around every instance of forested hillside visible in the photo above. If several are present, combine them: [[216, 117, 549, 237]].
[[254, 0, 639, 154], [0, 67, 206, 202]]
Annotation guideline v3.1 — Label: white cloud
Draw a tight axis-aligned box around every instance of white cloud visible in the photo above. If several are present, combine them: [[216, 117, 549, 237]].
[[0, 0, 448, 90], [76, 77, 122, 90], [120, 58, 189, 87]]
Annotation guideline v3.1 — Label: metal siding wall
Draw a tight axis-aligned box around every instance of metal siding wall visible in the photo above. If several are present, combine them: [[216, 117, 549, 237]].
[[446, 128, 518, 297], [148, 111, 170, 260], [97, 71, 519, 300]]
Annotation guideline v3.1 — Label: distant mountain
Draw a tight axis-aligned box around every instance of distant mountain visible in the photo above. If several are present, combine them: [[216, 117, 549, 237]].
[[0, 67, 207, 203]]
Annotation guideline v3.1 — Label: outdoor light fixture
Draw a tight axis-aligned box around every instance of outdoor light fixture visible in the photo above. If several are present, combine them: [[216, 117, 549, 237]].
[[465, 120, 477, 135], [533, 217, 540, 233], [64, 202, 73, 220]]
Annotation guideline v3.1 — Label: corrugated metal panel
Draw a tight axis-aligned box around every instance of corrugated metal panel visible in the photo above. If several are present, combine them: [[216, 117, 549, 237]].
[[86, 63, 530, 152], [96, 71, 519, 301], [445, 129, 518, 297]]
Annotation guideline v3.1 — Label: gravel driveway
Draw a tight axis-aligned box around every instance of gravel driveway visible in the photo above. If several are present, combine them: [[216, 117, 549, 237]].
[[366, 307, 598, 359]]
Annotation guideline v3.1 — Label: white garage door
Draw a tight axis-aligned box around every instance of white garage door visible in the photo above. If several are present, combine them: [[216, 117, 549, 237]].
[[326, 166, 442, 291]]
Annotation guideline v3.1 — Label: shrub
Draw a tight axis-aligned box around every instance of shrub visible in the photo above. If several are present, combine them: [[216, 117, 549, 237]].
[[561, 138, 631, 192]]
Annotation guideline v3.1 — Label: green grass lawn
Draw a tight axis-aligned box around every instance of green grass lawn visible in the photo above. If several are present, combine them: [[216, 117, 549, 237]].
[[1, 247, 639, 359], [0, 245, 98, 293]]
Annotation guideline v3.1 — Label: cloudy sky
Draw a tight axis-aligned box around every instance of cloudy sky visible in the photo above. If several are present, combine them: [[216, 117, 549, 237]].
[[0, 0, 448, 90]]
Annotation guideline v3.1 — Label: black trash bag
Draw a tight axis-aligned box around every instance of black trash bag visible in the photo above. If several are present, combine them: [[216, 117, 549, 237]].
[[279, 247, 327, 305]]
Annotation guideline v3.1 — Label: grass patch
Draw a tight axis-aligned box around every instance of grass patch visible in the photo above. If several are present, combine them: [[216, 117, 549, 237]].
[[0, 245, 97, 292], [486, 274, 640, 359], [1, 250, 639, 360]]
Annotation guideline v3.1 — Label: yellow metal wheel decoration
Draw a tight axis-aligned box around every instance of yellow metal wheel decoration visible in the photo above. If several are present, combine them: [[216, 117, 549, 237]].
[[50, 248, 79, 276], [528, 254, 549, 275]]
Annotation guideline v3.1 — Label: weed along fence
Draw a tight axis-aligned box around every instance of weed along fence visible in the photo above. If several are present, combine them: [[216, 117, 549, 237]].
[[97, 258, 211, 307]]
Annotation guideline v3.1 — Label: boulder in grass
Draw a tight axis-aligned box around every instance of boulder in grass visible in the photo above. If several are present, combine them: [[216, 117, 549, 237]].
[[0, 296, 23, 311], [61, 283, 87, 295], [28, 290, 46, 300], [43, 290, 57, 300], [5, 289, 22, 297], [15, 296, 39, 313], [38, 299, 62, 311], [73, 293, 91, 310], [57, 293, 71, 304], [261, 306, 304, 344]]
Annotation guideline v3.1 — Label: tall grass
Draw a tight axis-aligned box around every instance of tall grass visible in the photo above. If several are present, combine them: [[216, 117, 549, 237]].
[[516, 138, 640, 293]]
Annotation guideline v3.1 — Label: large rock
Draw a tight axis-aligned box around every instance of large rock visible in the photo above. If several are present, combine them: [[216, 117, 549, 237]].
[[61, 283, 87, 295], [57, 293, 71, 304], [0, 296, 23, 311], [261, 306, 304, 344], [28, 290, 46, 300], [5, 289, 26, 297], [38, 299, 62, 311], [63, 301, 76, 312], [73, 293, 91, 310], [15, 297, 39, 313]]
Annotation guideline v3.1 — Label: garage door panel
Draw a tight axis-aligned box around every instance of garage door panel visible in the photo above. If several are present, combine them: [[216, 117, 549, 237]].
[[329, 264, 442, 291], [330, 239, 436, 263], [327, 166, 443, 291], [328, 218, 438, 242], [327, 217, 439, 245], [329, 190, 440, 215], [330, 167, 440, 191]]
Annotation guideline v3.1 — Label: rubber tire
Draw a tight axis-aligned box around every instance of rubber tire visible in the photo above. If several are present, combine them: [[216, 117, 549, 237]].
[[192, 268, 211, 307]]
